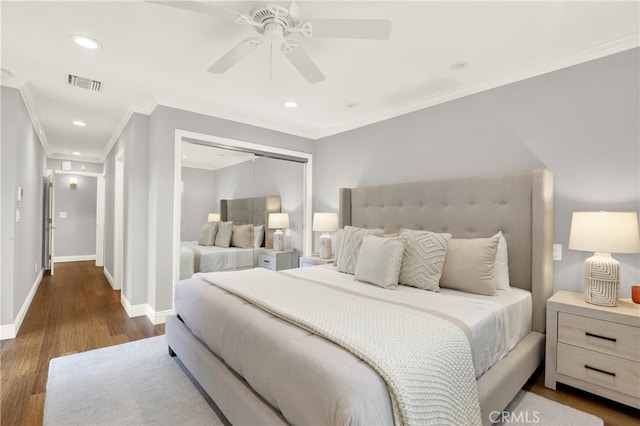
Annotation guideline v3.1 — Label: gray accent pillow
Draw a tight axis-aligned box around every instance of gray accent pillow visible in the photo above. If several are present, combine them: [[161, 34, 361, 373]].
[[231, 224, 254, 249], [214, 221, 233, 248], [336, 226, 384, 275], [440, 236, 499, 296], [398, 229, 451, 291], [197, 222, 218, 246], [355, 235, 407, 289]]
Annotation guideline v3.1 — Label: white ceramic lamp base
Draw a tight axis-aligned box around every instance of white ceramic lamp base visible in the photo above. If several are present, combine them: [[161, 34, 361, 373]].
[[273, 229, 284, 251], [584, 252, 620, 307], [319, 232, 332, 259]]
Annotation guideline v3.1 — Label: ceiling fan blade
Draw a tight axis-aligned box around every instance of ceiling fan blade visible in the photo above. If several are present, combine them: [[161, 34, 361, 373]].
[[280, 41, 325, 84], [146, 1, 242, 22], [305, 19, 391, 39], [208, 38, 262, 73]]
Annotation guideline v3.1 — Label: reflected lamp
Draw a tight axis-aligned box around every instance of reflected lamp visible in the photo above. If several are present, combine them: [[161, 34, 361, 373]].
[[268, 213, 290, 251]]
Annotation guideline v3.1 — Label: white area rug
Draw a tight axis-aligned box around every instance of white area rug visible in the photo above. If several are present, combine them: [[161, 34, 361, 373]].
[[45, 336, 603, 426]]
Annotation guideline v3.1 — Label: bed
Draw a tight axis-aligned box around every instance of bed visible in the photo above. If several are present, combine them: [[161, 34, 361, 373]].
[[179, 196, 281, 279], [167, 169, 554, 425]]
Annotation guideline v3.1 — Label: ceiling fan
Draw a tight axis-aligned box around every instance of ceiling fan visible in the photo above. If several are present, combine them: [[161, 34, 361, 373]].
[[149, 1, 392, 84]]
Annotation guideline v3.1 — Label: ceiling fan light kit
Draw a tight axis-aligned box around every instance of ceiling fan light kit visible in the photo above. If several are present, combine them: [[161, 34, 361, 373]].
[[150, 1, 392, 84]]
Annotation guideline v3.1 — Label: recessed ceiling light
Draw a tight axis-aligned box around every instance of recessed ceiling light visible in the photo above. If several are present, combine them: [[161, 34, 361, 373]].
[[450, 61, 469, 71], [70, 34, 102, 50], [73, 120, 86, 127], [283, 101, 298, 108], [72, 152, 82, 156]]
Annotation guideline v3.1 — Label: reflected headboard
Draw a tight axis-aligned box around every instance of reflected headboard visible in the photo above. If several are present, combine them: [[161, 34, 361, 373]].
[[220, 196, 281, 248], [338, 169, 553, 333]]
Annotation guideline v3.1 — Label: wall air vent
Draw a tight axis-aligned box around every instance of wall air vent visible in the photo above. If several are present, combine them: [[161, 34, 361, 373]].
[[67, 74, 103, 91]]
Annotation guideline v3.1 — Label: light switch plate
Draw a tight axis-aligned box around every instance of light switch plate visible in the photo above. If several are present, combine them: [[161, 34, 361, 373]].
[[59, 211, 67, 218], [16, 209, 20, 222], [553, 244, 562, 261]]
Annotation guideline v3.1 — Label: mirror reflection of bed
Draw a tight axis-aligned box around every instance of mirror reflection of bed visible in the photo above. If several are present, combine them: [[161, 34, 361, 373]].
[[179, 142, 305, 278]]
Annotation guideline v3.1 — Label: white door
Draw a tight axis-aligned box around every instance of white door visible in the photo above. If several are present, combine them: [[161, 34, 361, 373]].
[[45, 172, 56, 274], [113, 151, 124, 290], [95, 174, 105, 267]]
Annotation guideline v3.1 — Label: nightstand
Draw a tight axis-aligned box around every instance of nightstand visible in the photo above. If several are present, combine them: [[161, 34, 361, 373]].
[[259, 249, 299, 271], [299, 256, 334, 268], [545, 290, 640, 409]]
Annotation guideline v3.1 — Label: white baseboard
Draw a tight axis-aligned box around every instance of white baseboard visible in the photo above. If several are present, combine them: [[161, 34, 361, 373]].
[[120, 294, 148, 318], [146, 306, 173, 325], [103, 266, 114, 287], [1, 269, 44, 340], [53, 254, 96, 263]]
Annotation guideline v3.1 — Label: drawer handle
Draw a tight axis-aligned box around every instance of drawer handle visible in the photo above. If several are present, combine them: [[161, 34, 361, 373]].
[[263, 260, 270, 264], [585, 332, 617, 342], [584, 365, 616, 377]]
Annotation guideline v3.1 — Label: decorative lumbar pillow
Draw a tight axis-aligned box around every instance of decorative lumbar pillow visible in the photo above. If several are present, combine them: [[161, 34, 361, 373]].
[[493, 231, 510, 290], [231, 224, 254, 249], [336, 226, 384, 275], [355, 235, 407, 289], [197, 222, 218, 246], [398, 229, 452, 291], [214, 221, 233, 248], [440, 236, 499, 296], [253, 225, 265, 248]]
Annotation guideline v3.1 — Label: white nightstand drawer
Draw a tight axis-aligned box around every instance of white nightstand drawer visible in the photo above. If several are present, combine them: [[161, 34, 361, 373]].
[[557, 342, 640, 398], [558, 312, 640, 362], [260, 254, 276, 270]]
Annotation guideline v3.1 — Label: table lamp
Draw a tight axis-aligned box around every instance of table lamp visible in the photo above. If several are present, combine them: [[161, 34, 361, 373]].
[[207, 213, 220, 222], [313, 213, 338, 259], [269, 213, 289, 251], [568, 211, 640, 306]]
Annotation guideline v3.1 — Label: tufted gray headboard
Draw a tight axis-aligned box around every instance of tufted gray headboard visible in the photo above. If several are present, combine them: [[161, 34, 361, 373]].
[[220, 196, 281, 248], [339, 169, 553, 333]]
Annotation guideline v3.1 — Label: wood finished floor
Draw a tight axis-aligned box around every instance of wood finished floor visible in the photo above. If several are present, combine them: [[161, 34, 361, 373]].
[[1, 261, 638, 425], [0, 261, 164, 426]]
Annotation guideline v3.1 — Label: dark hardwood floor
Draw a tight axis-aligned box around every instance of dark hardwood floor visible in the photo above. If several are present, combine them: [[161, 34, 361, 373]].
[[0, 261, 164, 426], [1, 261, 638, 425]]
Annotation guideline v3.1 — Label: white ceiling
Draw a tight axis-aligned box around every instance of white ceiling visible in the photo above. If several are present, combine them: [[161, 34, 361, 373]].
[[1, 1, 638, 164]]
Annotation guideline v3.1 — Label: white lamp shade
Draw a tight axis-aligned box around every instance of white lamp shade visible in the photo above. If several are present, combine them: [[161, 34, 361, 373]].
[[268, 213, 290, 229], [569, 211, 640, 254], [312, 213, 338, 232], [207, 213, 220, 222]]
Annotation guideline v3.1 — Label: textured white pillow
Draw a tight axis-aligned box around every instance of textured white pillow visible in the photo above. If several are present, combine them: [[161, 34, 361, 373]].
[[197, 222, 218, 246], [493, 231, 510, 290], [214, 221, 233, 248], [231, 224, 254, 249], [253, 225, 265, 248], [355, 235, 407, 289], [398, 229, 451, 291], [440, 237, 499, 296], [336, 226, 384, 275]]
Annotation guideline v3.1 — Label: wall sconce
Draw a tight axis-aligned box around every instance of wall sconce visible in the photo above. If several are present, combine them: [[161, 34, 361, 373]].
[[207, 213, 220, 222], [69, 177, 78, 189]]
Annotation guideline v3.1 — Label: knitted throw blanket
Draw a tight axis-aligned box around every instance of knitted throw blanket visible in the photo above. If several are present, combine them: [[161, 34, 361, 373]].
[[196, 268, 482, 426]]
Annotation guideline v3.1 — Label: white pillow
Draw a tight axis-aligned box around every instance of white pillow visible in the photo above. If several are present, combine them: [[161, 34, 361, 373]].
[[214, 221, 233, 248], [336, 226, 384, 275], [355, 235, 406, 289], [254, 225, 265, 248], [493, 231, 510, 290], [197, 222, 218, 246], [398, 229, 451, 291]]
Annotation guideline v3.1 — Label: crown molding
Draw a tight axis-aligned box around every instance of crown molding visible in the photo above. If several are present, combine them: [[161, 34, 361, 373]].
[[11, 81, 52, 156]]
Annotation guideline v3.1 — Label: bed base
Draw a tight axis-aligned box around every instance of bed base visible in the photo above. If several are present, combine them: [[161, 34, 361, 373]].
[[167, 314, 544, 426]]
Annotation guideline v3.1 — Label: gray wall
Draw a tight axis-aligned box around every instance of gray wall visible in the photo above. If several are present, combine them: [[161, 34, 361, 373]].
[[1, 86, 47, 326], [314, 48, 640, 297], [181, 167, 217, 241], [53, 174, 97, 257]]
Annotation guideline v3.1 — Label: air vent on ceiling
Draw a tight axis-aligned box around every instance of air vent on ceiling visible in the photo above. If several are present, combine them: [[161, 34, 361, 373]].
[[67, 74, 103, 91]]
